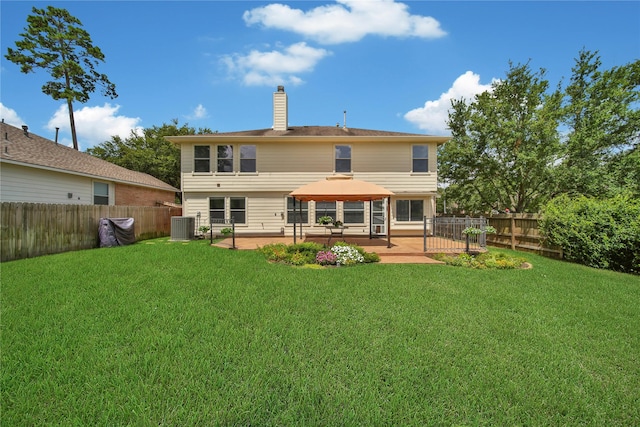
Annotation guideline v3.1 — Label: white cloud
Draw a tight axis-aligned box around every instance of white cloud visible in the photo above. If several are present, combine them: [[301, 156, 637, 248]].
[[0, 103, 25, 127], [404, 71, 496, 135], [243, 0, 446, 45], [47, 103, 142, 150], [187, 104, 208, 120], [221, 42, 331, 86]]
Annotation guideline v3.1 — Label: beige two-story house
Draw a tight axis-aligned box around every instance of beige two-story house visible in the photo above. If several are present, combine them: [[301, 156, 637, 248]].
[[166, 87, 449, 237]]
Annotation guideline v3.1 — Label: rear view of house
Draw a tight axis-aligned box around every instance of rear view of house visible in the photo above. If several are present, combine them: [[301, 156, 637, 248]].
[[166, 87, 449, 237]]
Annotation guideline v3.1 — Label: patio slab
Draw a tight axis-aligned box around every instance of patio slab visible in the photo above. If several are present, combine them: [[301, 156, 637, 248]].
[[212, 236, 445, 264]]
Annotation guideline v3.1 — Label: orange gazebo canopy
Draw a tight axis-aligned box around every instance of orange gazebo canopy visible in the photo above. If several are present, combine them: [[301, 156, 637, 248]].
[[289, 175, 394, 202]]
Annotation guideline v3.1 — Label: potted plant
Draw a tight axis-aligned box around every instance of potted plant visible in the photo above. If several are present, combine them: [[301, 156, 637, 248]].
[[198, 225, 210, 236], [461, 225, 496, 253], [333, 220, 343, 228], [318, 215, 333, 225], [220, 227, 233, 237]]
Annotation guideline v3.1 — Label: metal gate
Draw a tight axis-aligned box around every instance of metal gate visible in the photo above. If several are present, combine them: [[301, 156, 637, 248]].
[[423, 216, 488, 253]]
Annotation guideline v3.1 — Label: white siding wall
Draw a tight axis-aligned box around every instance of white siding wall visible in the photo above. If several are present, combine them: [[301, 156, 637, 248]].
[[0, 163, 109, 204]]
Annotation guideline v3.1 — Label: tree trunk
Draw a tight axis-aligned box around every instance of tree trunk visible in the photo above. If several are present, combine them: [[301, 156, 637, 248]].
[[67, 99, 78, 150]]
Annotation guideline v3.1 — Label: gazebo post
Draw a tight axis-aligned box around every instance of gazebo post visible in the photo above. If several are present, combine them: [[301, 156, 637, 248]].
[[298, 198, 303, 240], [369, 200, 372, 240], [387, 196, 392, 248], [293, 198, 297, 244]]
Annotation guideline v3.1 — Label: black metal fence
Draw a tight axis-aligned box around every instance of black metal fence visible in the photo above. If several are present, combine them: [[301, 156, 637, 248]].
[[207, 218, 236, 249], [423, 216, 488, 253]]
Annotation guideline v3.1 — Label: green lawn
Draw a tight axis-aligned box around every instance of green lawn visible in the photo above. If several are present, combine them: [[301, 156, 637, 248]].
[[2, 238, 639, 425]]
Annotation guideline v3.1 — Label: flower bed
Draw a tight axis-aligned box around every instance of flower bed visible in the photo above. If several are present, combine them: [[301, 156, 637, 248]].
[[258, 241, 379, 267]]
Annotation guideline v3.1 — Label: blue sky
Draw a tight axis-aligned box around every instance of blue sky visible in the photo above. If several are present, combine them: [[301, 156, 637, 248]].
[[1, 1, 639, 150]]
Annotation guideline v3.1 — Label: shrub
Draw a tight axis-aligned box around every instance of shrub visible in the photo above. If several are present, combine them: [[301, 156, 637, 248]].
[[258, 243, 289, 262], [362, 252, 381, 263], [540, 193, 640, 274], [433, 251, 526, 270], [286, 242, 324, 265]]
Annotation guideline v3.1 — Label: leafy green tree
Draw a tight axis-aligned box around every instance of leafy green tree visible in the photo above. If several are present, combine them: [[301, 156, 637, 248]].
[[556, 49, 640, 197], [5, 6, 117, 150], [440, 62, 562, 214], [88, 120, 212, 189]]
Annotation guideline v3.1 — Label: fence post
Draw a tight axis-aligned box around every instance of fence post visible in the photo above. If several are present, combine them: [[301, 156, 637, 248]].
[[423, 216, 427, 252], [231, 219, 236, 250], [510, 214, 516, 250]]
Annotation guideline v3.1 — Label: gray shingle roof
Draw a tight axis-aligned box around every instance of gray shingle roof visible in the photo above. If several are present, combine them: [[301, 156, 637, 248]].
[[1, 122, 178, 192], [206, 126, 433, 137]]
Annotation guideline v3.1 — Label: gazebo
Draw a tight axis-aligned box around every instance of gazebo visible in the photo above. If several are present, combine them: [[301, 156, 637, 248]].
[[289, 175, 394, 248]]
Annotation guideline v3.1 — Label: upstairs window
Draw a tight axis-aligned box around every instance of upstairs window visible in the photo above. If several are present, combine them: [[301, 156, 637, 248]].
[[335, 145, 351, 173], [93, 182, 109, 205], [287, 197, 308, 223], [217, 145, 233, 172], [412, 145, 429, 172], [194, 145, 210, 172], [240, 145, 256, 172]]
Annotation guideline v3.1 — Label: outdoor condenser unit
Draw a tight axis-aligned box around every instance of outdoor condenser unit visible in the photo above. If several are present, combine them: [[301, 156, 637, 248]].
[[170, 216, 195, 241]]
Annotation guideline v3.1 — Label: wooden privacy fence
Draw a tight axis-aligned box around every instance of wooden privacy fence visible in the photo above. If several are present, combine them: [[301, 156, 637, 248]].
[[485, 214, 562, 259], [1, 203, 182, 262]]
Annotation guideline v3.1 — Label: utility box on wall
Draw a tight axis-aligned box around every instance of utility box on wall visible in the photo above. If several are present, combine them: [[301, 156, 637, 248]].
[[170, 216, 195, 241]]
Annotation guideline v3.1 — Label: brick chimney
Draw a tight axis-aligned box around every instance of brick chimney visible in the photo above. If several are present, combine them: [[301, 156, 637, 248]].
[[273, 85, 288, 131]]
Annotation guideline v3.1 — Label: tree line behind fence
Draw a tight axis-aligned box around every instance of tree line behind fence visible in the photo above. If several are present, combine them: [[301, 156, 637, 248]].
[[1, 203, 182, 262]]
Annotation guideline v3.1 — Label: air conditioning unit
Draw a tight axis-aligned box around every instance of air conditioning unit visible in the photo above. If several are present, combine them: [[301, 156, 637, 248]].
[[170, 216, 195, 241]]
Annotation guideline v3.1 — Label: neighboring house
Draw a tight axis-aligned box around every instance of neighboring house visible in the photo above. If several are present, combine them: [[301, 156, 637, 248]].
[[1, 121, 178, 206], [166, 86, 449, 237]]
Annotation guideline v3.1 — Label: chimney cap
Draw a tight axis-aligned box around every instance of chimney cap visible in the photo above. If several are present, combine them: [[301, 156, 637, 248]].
[[277, 85, 285, 92]]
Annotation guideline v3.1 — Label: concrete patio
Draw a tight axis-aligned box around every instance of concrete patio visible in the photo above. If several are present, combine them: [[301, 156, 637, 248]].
[[213, 235, 449, 264]]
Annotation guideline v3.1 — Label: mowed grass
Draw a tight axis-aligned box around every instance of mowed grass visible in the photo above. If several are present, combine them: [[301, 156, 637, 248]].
[[2, 238, 639, 425]]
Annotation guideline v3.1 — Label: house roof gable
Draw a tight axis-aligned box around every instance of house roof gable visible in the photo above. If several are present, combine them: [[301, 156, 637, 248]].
[[1, 122, 178, 192]]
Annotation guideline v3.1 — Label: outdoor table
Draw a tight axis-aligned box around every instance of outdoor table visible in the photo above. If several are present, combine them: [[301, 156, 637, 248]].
[[325, 225, 347, 244]]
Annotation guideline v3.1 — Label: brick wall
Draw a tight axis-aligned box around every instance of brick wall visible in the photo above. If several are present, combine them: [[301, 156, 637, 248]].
[[115, 183, 177, 206]]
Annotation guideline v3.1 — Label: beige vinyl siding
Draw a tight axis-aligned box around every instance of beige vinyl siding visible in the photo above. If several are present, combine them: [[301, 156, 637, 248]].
[[254, 141, 333, 173], [180, 140, 438, 193], [184, 192, 289, 234], [351, 141, 408, 172], [179, 138, 440, 235], [182, 172, 436, 195], [183, 193, 382, 236], [0, 163, 94, 204], [181, 141, 438, 175]]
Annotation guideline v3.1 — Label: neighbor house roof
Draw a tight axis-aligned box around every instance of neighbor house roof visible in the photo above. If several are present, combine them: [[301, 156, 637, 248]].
[[0, 122, 178, 192], [166, 126, 450, 144]]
